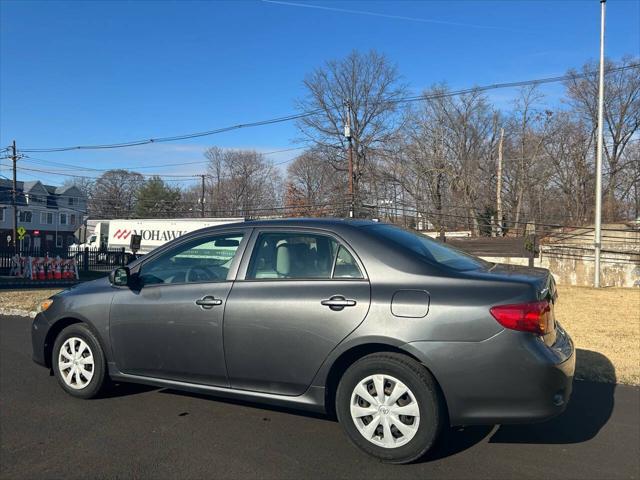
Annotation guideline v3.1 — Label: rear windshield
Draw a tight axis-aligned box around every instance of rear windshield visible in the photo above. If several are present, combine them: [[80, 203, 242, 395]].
[[364, 224, 488, 271]]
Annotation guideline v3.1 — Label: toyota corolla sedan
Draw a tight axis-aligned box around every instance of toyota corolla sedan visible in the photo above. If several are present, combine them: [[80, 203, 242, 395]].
[[32, 218, 574, 463]]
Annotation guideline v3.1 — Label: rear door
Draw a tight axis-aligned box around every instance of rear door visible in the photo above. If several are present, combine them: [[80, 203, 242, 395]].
[[223, 228, 371, 396]]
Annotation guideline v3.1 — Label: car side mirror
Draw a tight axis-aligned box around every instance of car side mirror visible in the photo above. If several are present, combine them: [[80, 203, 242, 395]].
[[109, 267, 130, 287]]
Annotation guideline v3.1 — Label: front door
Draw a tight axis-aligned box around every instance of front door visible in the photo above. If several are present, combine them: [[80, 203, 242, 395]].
[[109, 231, 248, 386], [224, 229, 371, 396]]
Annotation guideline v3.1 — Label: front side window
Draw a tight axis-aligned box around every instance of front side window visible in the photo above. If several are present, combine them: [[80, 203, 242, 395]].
[[60, 213, 67, 225], [247, 232, 363, 280], [139, 233, 244, 286]]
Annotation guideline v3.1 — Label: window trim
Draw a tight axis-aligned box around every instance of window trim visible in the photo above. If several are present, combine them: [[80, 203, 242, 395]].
[[135, 230, 250, 288], [239, 228, 367, 282]]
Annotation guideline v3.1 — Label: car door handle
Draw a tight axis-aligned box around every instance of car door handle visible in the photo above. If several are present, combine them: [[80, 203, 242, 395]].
[[321, 295, 357, 311], [195, 296, 223, 309]]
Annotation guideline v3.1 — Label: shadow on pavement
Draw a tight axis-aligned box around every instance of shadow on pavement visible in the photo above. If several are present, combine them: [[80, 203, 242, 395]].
[[490, 349, 616, 444], [99, 349, 616, 459], [160, 388, 332, 421], [99, 381, 159, 398], [425, 425, 495, 461]]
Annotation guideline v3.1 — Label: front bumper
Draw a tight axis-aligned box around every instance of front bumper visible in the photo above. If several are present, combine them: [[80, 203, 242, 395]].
[[406, 326, 575, 426], [31, 312, 50, 367]]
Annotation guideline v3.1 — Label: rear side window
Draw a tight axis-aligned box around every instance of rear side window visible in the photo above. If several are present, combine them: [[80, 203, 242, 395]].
[[333, 246, 363, 279], [247, 232, 363, 280], [364, 224, 488, 271]]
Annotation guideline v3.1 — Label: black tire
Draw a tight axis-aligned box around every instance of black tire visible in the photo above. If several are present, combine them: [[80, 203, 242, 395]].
[[335, 352, 444, 464], [52, 323, 108, 399]]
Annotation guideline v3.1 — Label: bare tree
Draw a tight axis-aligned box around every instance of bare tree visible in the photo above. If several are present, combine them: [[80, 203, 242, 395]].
[[503, 86, 553, 233], [204, 147, 282, 218], [544, 112, 595, 223], [296, 50, 408, 212], [284, 149, 343, 216], [89, 169, 145, 218], [565, 56, 640, 220]]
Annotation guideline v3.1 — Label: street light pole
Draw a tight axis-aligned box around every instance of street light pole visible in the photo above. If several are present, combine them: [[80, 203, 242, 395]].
[[594, 0, 606, 288]]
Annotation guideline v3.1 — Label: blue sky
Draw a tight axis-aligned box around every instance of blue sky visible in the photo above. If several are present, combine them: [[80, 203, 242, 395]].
[[1, 0, 638, 186]]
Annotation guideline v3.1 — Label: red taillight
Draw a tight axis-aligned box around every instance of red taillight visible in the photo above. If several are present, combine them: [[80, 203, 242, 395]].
[[490, 300, 552, 335]]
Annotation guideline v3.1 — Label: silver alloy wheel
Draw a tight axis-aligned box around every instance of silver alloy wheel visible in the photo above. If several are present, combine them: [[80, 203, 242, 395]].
[[58, 337, 94, 390], [350, 374, 421, 448]]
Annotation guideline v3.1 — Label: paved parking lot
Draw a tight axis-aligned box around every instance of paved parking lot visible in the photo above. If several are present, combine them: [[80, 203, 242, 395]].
[[1, 314, 639, 480]]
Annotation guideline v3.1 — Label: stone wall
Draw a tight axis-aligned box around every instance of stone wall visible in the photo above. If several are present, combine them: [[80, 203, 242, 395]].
[[481, 249, 640, 288]]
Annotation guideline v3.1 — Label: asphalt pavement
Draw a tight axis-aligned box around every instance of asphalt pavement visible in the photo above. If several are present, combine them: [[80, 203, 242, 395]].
[[1, 314, 638, 479]]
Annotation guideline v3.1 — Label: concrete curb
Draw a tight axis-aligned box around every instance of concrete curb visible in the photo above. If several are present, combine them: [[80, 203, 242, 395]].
[[0, 308, 37, 318]]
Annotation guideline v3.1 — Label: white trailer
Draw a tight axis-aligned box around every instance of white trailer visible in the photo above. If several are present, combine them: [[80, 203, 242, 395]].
[[75, 218, 243, 254]]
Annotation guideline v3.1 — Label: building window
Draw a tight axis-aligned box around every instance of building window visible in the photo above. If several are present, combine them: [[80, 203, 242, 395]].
[[19, 210, 32, 223], [68, 197, 75, 206], [56, 235, 63, 248], [70, 214, 76, 226], [40, 212, 54, 224], [0, 208, 4, 222], [59, 213, 67, 225]]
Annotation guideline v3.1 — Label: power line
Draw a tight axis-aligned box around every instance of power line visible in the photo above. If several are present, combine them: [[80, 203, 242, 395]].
[[19, 146, 307, 173], [0, 163, 201, 181], [15, 63, 639, 154]]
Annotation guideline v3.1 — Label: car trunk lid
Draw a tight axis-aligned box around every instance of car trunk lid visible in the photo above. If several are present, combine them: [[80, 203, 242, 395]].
[[463, 263, 559, 344]]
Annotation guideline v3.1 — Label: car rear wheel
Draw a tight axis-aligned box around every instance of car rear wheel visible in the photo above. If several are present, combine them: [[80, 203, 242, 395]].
[[336, 352, 444, 464], [52, 324, 107, 399]]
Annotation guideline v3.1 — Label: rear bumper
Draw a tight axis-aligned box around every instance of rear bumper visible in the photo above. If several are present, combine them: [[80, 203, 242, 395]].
[[405, 326, 575, 426], [31, 312, 50, 367]]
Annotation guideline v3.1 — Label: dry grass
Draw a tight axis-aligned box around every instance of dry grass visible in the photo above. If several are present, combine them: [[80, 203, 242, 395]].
[[0, 289, 61, 311], [556, 285, 640, 385], [1, 285, 639, 385]]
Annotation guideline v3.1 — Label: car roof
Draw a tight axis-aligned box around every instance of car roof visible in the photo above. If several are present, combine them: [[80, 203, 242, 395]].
[[221, 217, 380, 229]]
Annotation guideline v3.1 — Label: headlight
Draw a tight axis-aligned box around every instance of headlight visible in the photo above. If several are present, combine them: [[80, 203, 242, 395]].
[[38, 299, 54, 313]]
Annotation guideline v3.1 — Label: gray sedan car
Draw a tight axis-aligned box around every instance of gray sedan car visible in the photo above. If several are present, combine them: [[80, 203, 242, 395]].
[[32, 218, 574, 463]]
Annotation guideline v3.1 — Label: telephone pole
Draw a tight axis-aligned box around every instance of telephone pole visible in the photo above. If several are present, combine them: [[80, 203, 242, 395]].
[[200, 174, 206, 218], [594, 0, 606, 288], [496, 128, 504, 237], [11, 140, 18, 254], [344, 101, 354, 218]]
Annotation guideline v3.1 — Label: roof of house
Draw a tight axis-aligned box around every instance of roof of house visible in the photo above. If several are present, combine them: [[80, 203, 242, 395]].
[[0, 179, 86, 210]]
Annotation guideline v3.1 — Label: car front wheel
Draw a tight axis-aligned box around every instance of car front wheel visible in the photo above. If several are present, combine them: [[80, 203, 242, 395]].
[[52, 324, 107, 399], [336, 352, 444, 464]]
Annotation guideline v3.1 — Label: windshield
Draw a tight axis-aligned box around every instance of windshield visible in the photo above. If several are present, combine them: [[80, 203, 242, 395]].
[[364, 223, 488, 271]]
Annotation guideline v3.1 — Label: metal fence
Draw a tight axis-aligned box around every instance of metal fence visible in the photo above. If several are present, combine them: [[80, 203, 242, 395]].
[[0, 247, 138, 276]]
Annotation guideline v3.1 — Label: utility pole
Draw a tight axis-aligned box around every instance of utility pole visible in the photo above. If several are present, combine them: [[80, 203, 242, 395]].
[[496, 128, 504, 237], [344, 101, 354, 218], [11, 140, 18, 254], [200, 174, 206, 218], [594, 0, 606, 288]]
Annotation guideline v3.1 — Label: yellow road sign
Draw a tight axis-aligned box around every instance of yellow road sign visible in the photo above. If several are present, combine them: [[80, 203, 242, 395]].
[[17, 226, 26, 240]]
